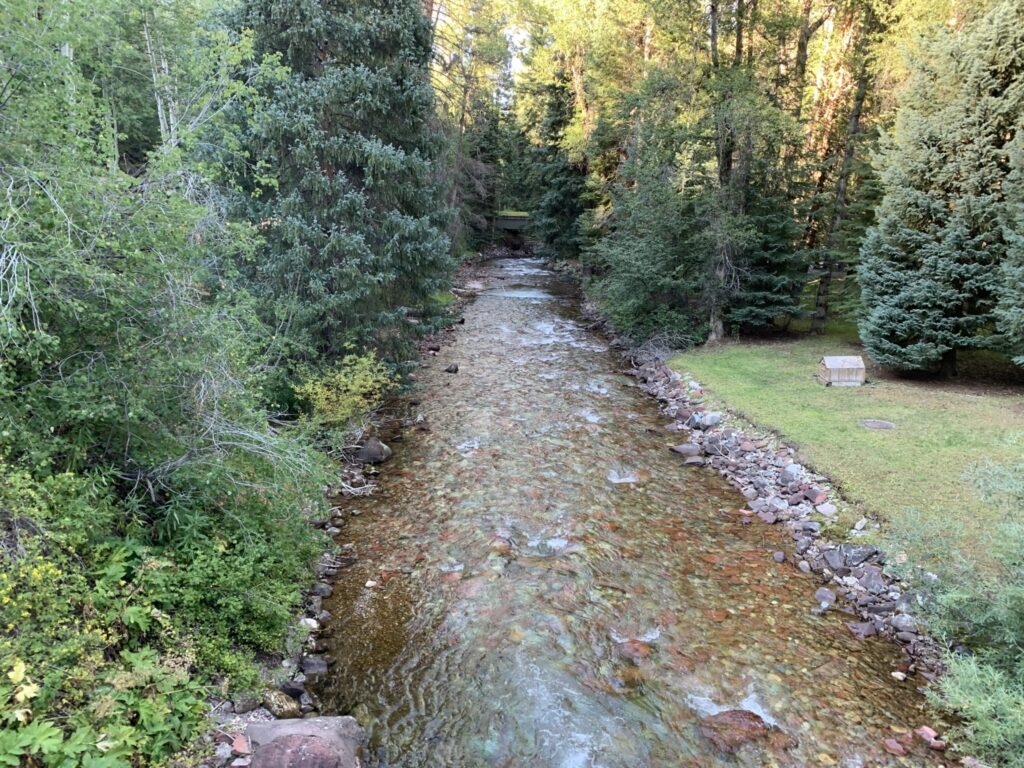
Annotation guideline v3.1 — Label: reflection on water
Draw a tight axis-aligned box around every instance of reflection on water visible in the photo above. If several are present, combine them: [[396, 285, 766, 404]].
[[316, 258, 940, 767]]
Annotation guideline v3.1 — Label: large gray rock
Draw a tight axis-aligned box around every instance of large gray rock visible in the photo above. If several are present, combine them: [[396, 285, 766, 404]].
[[780, 464, 803, 484], [839, 543, 877, 567], [354, 437, 392, 465], [247, 718, 364, 768]]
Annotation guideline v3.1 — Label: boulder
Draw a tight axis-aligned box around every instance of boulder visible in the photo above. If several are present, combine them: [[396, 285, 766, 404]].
[[301, 656, 329, 677], [354, 437, 392, 465], [890, 613, 917, 633], [780, 464, 802, 484], [263, 690, 302, 719], [839, 543, 877, 567], [858, 564, 887, 594], [698, 709, 771, 753], [247, 718, 364, 768]]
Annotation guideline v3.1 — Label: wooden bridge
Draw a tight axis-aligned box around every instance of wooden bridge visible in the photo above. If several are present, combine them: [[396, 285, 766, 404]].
[[491, 211, 530, 232]]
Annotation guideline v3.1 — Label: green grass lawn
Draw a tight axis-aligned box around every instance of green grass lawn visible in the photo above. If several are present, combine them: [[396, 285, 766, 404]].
[[670, 331, 1024, 562]]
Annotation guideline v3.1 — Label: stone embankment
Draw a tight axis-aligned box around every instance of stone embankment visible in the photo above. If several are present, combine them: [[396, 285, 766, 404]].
[[634, 361, 944, 679]]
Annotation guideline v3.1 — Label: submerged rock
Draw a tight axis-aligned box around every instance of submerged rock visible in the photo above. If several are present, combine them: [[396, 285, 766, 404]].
[[354, 437, 392, 465], [698, 709, 772, 753]]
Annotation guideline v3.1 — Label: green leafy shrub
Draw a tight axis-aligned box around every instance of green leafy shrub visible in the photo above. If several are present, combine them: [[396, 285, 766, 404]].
[[294, 353, 396, 429], [909, 464, 1024, 765]]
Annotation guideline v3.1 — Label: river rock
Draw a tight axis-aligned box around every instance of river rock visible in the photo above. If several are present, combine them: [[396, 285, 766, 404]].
[[822, 548, 844, 571], [847, 621, 877, 640], [698, 710, 771, 753], [804, 487, 828, 505], [890, 613, 917, 633], [263, 690, 302, 719], [279, 678, 306, 700], [310, 583, 333, 598], [247, 718, 364, 768], [444, 363, 459, 374], [233, 693, 261, 714], [355, 437, 392, 464], [839, 543, 877, 567], [780, 464, 802, 484], [814, 587, 836, 606], [858, 564, 887, 594], [301, 656, 329, 676], [671, 443, 702, 457]]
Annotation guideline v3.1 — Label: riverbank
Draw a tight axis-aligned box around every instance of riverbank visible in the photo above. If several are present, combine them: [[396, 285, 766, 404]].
[[632, 362, 944, 676], [668, 333, 1024, 570]]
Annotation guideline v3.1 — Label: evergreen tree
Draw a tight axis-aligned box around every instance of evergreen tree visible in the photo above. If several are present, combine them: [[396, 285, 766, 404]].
[[858, 0, 1024, 375], [241, 0, 453, 363], [528, 77, 587, 258]]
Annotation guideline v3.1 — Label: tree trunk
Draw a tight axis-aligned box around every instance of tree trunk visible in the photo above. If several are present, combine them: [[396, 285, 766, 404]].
[[810, 45, 872, 334], [709, 1, 720, 69], [734, 0, 745, 67], [940, 348, 958, 378]]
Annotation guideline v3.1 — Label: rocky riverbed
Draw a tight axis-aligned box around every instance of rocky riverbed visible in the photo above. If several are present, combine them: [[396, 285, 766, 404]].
[[189, 253, 964, 768], [632, 361, 945, 680]]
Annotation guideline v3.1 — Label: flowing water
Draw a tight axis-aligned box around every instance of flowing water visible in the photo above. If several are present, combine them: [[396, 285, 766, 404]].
[[315, 257, 941, 767]]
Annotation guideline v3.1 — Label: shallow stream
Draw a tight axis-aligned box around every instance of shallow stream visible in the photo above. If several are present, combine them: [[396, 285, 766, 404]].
[[316, 257, 940, 767]]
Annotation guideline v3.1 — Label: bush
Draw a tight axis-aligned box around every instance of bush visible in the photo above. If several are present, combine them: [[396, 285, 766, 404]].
[[908, 464, 1024, 765], [294, 352, 396, 430]]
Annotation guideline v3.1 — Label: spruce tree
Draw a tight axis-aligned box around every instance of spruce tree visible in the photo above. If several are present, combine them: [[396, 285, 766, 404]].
[[858, 0, 1024, 375], [241, 0, 453, 363], [528, 78, 587, 258]]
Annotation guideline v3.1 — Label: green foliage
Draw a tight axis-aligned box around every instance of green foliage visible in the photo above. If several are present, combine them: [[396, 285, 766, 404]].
[[0, 0, 357, 763], [858, 0, 1024, 373], [234, 0, 454, 364], [294, 352, 396, 429], [525, 77, 587, 258], [911, 464, 1024, 765]]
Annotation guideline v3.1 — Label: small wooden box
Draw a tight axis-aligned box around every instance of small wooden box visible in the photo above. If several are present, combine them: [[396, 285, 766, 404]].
[[819, 355, 866, 387]]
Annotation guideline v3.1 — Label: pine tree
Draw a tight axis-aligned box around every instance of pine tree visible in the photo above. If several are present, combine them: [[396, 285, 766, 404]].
[[241, 0, 453, 363], [858, 0, 1024, 375], [528, 77, 587, 258]]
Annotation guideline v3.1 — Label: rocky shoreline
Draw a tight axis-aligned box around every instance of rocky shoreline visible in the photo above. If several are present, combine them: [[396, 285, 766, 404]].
[[632, 361, 946, 686]]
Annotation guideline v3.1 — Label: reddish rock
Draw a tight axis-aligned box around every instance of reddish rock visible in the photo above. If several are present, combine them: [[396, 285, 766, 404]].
[[232, 733, 251, 756], [739, 441, 756, 452], [804, 487, 828, 505], [915, 725, 946, 750], [618, 639, 653, 662], [247, 719, 363, 768], [250, 735, 340, 768], [698, 710, 771, 753], [881, 738, 907, 756]]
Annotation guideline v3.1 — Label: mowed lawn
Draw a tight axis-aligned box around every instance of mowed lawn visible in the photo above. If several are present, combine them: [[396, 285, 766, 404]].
[[670, 332, 1024, 561]]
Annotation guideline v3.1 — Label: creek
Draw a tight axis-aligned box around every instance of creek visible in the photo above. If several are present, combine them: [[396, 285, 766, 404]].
[[314, 257, 939, 767]]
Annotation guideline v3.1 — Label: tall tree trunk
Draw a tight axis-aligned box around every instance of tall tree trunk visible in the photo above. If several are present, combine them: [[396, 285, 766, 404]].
[[709, 1, 720, 69], [810, 49, 872, 333], [734, 0, 745, 66]]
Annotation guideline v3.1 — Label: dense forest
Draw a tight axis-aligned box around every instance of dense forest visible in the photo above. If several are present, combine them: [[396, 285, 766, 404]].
[[1, 0, 1022, 765]]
